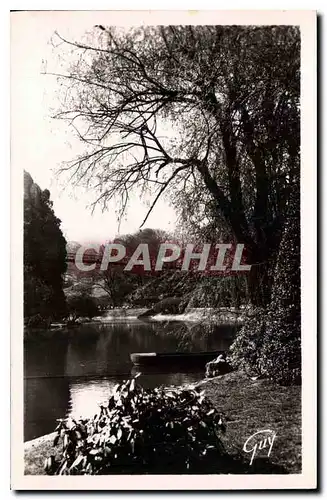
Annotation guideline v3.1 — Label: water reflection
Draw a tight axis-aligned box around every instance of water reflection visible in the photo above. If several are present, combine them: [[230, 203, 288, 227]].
[[24, 320, 238, 441], [68, 378, 118, 420]]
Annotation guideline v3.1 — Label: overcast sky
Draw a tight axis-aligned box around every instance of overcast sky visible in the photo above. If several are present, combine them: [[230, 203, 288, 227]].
[[11, 12, 177, 244]]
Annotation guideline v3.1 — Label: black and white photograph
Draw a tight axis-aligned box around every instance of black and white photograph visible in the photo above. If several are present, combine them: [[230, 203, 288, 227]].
[[10, 10, 316, 490]]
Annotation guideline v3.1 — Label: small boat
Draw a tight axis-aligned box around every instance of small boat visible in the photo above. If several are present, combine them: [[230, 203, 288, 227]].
[[130, 351, 225, 368]]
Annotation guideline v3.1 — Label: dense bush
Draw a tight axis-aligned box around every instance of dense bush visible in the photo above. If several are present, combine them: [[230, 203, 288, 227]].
[[45, 376, 229, 475], [66, 293, 99, 321], [24, 171, 67, 325], [228, 307, 300, 385], [228, 186, 301, 385], [227, 308, 266, 377]]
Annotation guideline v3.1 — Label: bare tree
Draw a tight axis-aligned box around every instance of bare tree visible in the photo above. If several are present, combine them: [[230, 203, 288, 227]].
[[50, 25, 300, 305]]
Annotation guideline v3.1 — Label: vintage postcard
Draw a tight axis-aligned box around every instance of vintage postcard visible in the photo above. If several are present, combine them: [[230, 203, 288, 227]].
[[11, 10, 317, 490]]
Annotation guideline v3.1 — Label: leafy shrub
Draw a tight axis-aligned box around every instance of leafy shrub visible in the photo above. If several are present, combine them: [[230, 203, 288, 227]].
[[228, 189, 301, 385], [227, 308, 266, 378], [228, 308, 301, 385], [153, 296, 182, 314], [24, 269, 66, 327], [257, 327, 301, 385], [45, 376, 228, 475], [24, 313, 52, 329], [66, 293, 99, 321]]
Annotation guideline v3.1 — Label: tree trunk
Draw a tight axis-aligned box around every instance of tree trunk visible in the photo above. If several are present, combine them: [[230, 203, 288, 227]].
[[247, 261, 270, 306], [245, 245, 276, 307]]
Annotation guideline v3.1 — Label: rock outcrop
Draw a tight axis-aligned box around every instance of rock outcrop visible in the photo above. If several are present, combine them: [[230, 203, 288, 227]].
[[205, 354, 233, 378]]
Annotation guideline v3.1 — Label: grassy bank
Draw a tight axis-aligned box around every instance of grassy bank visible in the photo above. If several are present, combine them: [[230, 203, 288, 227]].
[[24, 371, 301, 475], [202, 371, 301, 473], [24, 433, 57, 476]]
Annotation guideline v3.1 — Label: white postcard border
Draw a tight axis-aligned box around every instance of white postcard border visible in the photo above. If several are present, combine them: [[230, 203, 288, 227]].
[[10, 9, 317, 490]]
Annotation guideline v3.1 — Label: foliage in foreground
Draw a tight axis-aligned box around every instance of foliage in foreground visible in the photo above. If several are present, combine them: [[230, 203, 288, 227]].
[[45, 376, 229, 475]]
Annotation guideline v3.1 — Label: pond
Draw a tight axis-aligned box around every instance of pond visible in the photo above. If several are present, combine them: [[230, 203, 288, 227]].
[[24, 319, 239, 441]]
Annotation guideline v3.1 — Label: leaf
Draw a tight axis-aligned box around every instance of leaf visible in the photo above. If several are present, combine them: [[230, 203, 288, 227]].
[[44, 456, 53, 472], [66, 418, 75, 430], [53, 433, 60, 447], [89, 448, 102, 456], [104, 446, 111, 456], [70, 454, 84, 469], [54, 422, 62, 432], [109, 435, 117, 444], [58, 461, 67, 475]]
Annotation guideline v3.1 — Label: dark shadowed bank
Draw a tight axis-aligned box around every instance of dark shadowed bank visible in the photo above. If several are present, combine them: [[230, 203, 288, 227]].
[[24, 371, 301, 475]]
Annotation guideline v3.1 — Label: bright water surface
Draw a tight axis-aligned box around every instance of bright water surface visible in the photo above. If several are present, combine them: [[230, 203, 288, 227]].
[[24, 319, 238, 441]]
